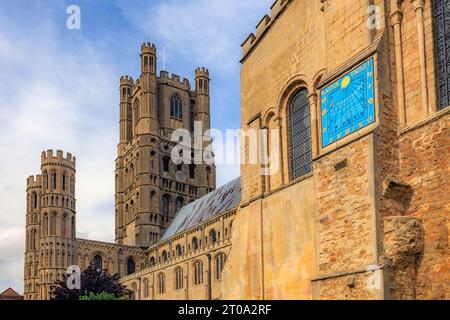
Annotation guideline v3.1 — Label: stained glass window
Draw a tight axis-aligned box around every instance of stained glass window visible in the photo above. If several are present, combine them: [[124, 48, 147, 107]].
[[93, 255, 102, 272], [433, 0, 450, 110], [288, 89, 313, 180], [170, 95, 183, 120]]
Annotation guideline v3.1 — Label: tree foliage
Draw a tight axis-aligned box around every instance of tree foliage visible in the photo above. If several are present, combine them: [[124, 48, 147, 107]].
[[50, 265, 131, 300], [79, 292, 128, 300]]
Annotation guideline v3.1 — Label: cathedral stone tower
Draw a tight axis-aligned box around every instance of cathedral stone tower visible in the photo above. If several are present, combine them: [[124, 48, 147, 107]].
[[35, 150, 76, 300], [24, 175, 42, 300], [115, 43, 216, 248]]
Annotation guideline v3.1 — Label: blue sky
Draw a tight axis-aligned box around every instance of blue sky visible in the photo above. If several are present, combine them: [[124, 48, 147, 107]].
[[0, 0, 274, 292]]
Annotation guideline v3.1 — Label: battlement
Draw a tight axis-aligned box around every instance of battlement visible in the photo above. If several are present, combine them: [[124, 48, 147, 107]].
[[195, 67, 210, 79], [120, 75, 134, 86], [41, 149, 76, 168], [159, 71, 190, 88], [241, 0, 293, 61], [141, 42, 157, 55], [27, 175, 42, 189]]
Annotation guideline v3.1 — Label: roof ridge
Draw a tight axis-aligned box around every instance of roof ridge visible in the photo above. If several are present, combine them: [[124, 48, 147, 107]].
[[159, 177, 241, 241]]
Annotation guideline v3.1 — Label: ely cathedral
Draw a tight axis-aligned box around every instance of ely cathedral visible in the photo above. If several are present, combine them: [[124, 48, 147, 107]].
[[24, 0, 448, 300]]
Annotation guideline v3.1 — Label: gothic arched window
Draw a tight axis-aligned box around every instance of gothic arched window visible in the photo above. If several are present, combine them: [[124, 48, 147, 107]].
[[192, 237, 199, 251], [43, 171, 48, 190], [215, 253, 226, 280], [190, 101, 195, 131], [32, 192, 38, 209], [131, 282, 137, 300], [194, 261, 203, 285], [133, 99, 140, 127], [170, 95, 183, 121], [162, 250, 169, 263], [70, 176, 75, 195], [209, 229, 217, 245], [162, 194, 170, 220], [127, 104, 133, 140], [49, 213, 56, 235], [176, 244, 183, 257], [158, 273, 165, 294], [287, 89, 313, 180], [149, 191, 156, 210], [71, 217, 75, 238], [175, 267, 183, 290], [433, 0, 450, 109], [176, 197, 184, 212], [143, 278, 149, 298], [61, 213, 67, 237], [30, 229, 37, 251], [51, 171, 57, 190], [126, 258, 136, 275], [162, 156, 170, 172], [129, 164, 135, 185], [93, 255, 102, 272]]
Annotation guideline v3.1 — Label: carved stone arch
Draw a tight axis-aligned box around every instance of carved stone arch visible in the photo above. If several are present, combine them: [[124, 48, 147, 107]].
[[214, 251, 227, 280], [125, 255, 136, 275], [308, 68, 326, 157], [62, 170, 68, 191], [193, 259, 204, 285], [31, 191, 38, 210], [170, 93, 183, 121], [312, 68, 327, 91], [275, 74, 312, 184], [61, 212, 69, 237], [157, 272, 166, 295], [91, 251, 107, 272], [262, 107, 277, 128], [262, 107, 280, 191], [276, 74, 312, 120]]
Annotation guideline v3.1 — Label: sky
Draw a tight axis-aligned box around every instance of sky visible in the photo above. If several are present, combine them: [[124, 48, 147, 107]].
[[0, 0, 274, 293]]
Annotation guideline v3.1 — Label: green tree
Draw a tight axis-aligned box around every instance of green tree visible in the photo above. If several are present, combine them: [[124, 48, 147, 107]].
[[79, 292, 129, 300], [50, 265, 132, 300]]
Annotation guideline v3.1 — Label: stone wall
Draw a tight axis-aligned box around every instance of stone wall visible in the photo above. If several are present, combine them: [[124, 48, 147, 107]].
[[120, 209, 235, 300], [222, 176, 317, 299], [75, 239, 145, 278], [382, 216, 424, 299], [398, 110, 449, 299]]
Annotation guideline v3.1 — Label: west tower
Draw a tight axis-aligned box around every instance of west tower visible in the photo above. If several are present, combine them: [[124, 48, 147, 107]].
[[115, 43, 216, 248], [36, 150, 76, 300]]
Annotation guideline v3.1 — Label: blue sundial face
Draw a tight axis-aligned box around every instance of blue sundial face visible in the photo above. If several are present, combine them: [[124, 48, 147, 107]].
[[320, 58, 375, 148]]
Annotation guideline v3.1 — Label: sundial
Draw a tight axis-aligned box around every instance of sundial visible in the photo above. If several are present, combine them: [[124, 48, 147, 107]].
[[320, 58, 375, 147]]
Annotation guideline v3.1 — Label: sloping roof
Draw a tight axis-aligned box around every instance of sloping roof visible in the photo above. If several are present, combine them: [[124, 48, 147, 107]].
[[160, 177, 241, 241], [0, 288, 22, 300]]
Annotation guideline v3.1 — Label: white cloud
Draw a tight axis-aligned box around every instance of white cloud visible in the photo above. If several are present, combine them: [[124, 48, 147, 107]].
[[0, 227, 25, 291], [0, 7, 118, 293], [0, 0, 276, 293], [119, 0, 274, 75], [117, 0, 274, 186]]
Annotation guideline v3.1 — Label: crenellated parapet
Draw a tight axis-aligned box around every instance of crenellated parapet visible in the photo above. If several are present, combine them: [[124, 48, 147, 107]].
[[27, 175, 42, 190], [158, 71, 191, 89], [141, 42, 157, 55], [41, 149, 76, 169], [120, 75, 134, 87], [240, 0, 293, 61], [195, 67, 209, 79]]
